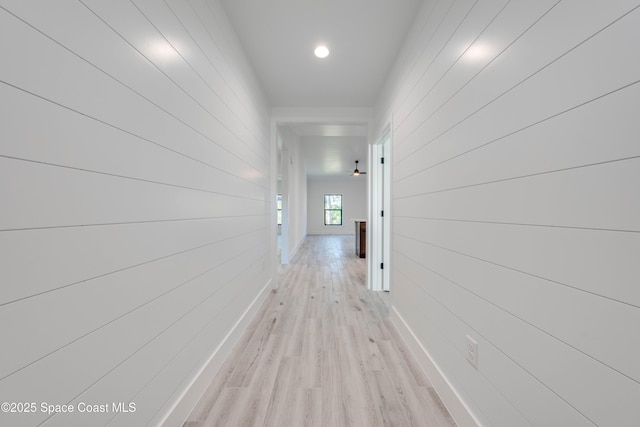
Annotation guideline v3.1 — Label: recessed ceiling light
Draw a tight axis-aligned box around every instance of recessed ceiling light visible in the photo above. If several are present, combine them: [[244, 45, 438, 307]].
[[314, 45, 329, 58]]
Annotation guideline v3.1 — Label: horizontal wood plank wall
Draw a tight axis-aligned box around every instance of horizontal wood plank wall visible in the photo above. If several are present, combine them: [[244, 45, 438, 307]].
[[277, 126, 307, 261], [376, 0, 640, 426], [0, 0, 272, 426]]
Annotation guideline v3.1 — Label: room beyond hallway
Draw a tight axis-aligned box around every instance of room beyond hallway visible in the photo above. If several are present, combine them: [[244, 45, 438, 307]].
[[184, 235, 456, 426]]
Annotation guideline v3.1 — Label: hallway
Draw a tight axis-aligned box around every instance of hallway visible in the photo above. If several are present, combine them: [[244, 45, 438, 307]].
[[184, 235, 456, 426], [2, 1, 639, 425]]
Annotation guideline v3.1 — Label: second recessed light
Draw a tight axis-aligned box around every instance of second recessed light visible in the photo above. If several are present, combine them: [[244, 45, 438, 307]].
[[314, 45, 330, 58]]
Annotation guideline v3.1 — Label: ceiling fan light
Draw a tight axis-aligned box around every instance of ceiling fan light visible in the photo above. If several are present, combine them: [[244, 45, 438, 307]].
[[352, 160, 361, 176]]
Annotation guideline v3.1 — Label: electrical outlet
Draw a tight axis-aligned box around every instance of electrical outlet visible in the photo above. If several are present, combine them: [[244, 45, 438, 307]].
[[466, 335, 478, 369]]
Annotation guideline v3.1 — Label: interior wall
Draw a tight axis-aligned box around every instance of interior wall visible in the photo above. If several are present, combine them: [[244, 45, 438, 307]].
[[307, 177, 367, 235], [375, 1, 640, 426], [278, 126, 308, 260], [0, 1, 273, 426]]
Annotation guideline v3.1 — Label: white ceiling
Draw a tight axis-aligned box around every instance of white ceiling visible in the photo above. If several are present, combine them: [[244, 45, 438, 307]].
[[220, 0, 423, 175], [289, 123, 369, 177]]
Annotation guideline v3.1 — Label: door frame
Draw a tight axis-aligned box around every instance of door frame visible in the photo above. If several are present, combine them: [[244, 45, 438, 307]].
[[270, 108, 374, 271], [279, 139, 291, 264], [367, 122, 392, 292]]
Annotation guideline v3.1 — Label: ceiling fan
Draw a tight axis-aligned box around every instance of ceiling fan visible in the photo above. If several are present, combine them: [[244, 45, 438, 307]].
[[350, 160, 366, 176]]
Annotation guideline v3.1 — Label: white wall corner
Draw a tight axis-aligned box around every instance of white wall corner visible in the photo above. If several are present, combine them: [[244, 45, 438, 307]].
[[288, 234, 306, 262]]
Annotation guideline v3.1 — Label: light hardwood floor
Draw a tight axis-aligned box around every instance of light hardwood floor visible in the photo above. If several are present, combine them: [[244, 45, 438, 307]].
[[184, 235, 456, 427]]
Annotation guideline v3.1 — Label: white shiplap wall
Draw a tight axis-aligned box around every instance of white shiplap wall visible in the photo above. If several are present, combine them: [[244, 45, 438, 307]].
[[376, 1, 640, 426], [277, 126, 307, 261], [0, 1, 272, 426]]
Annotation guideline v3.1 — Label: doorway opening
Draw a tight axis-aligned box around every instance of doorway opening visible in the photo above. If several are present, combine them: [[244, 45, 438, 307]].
[[270, 110, 374, 294]]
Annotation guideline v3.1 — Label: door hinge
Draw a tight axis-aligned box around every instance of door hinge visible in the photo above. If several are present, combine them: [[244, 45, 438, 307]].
[[380, 157, 385, 164], [381, 210, 384, 217], [380, 263, 384, 269]]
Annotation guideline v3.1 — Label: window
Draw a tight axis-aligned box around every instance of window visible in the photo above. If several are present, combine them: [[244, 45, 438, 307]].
[[277, 194, 282, 225], [324, 194, 342, 226]]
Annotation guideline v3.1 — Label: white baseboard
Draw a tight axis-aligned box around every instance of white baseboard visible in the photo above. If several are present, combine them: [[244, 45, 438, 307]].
[[288, 234, 306, 261], [389, 306, 481, 427], [157, 278, 274, 427]]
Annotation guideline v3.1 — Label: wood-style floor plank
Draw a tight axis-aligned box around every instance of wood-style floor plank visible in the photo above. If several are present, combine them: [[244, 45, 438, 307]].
[[184, 235, 456, 427]]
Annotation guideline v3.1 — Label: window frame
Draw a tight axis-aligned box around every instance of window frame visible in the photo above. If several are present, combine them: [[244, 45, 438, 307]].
[[323, 194, 343, 226]]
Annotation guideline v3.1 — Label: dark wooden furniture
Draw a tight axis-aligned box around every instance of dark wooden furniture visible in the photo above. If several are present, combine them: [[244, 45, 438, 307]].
[[355, 220, 366, 258]]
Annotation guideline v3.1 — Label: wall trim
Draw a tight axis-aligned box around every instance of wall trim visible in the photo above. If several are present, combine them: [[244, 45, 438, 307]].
[[288, 234, 306, 262], [390, 306, 481, 427], [157, 278, 275, 427]]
